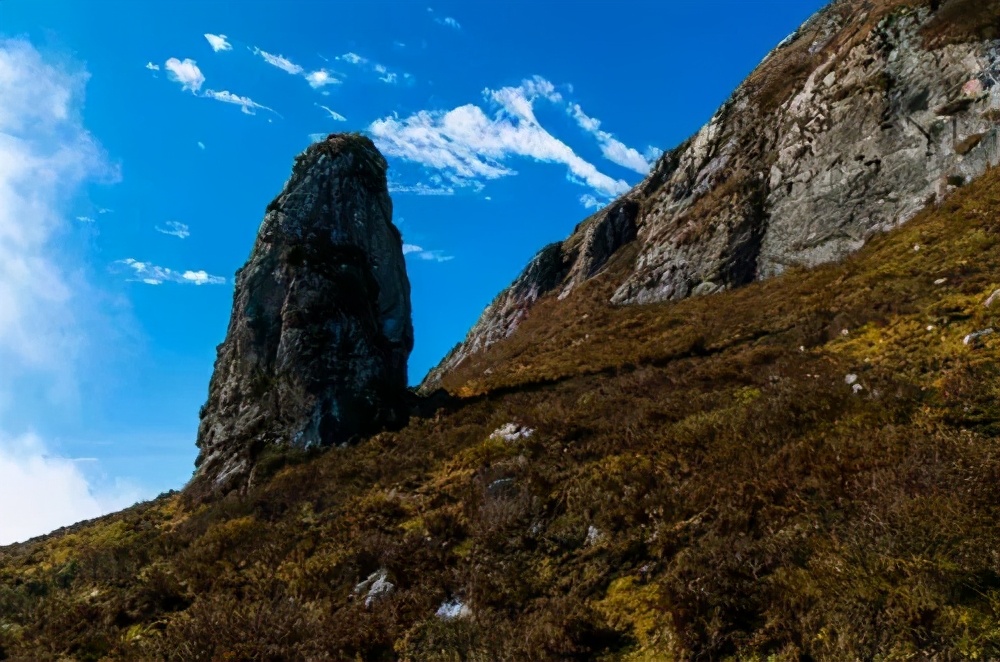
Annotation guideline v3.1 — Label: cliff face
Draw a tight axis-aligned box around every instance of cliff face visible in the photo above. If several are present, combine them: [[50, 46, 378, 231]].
[[423, 0, 1000, 389], [193, 134, 413, 494]]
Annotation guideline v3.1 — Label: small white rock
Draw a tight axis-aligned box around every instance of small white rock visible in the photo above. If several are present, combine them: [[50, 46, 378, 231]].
[[585, 525, 603, 546], [490, 423, 534, 443], [934, 278, 947, 285], [840, 329, 850, 336], [913, 244, 920, 252], [436, 598, 472, 620], [845, 374, 858, 385], [984, 289, 1000, 308], [927, 325, 936, 332], [355, 569, 395, 608], [852, 384, 864, 394]]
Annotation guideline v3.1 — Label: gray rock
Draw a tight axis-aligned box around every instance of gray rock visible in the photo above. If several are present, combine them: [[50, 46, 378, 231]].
[[421, 0, 1000, 390], [964, 328, 995, 346], [355, 568, 395, 608], [192, 134, 413, 494]]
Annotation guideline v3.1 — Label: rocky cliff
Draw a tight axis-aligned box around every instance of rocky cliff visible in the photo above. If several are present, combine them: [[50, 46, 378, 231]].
[[193, 133, 413, 494], [423, 0, 1000, 389]]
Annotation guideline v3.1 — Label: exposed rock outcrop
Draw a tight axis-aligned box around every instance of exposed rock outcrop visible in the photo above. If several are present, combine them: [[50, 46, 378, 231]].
[[193, 134, 413, 494], [422, 0, 1000, 389], [421, 199, 637, 387]]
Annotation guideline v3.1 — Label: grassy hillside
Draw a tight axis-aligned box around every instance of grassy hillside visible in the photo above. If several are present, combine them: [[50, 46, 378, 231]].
[[5, 169, 1000, 660]]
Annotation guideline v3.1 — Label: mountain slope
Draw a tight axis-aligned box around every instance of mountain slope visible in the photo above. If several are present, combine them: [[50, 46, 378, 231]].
[[423, 0, 1000, 389], [5, 150, 1000, 661]]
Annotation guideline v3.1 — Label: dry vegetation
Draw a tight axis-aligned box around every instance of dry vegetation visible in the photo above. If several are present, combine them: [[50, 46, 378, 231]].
[[3, 162, 1000, 660]]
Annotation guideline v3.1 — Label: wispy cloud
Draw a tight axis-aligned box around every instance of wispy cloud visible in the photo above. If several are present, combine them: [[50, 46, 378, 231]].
[[370, 76, 628, 200], [390, 181, 455, 196], [580, 194, 602, 210], [252, 47, 303, 75], [203, 89, 275, 115], [164, 57, 205, 92], [306, 69, 341, 89], [435, 16, 462, 30], [117, 259, 225, 286], [145, 61, 160, 71], [161, 56, 275, 115], [338, 52, 408, 85], [339, 52, 367, 65], [567, 103, 658, 174], [403, 244, 454, 262], [204, 33, 232, 53], [317, 104, 347, 121], [0, 39, 139, 542], [155, 221, 190, 239], [76, 215, 96, 223], [197, 141, 206, 150]]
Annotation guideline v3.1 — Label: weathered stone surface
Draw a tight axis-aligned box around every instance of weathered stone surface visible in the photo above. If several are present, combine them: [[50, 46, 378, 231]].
[[193, 134, 413, 493], [422, 0, 1000, 389]]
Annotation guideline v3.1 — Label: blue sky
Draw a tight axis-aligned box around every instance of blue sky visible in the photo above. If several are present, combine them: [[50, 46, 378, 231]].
[[0, 0, 827, 543]]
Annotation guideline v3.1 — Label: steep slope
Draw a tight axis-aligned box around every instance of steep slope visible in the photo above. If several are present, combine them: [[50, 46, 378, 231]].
[[193, 134, 413, 496], [423, 0, 1000, 389], [5, 150, 1000, 661]]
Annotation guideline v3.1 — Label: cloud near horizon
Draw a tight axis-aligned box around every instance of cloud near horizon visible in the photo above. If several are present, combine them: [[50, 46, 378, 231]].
[[0, 433, 142, 545], [0, 38, 141, 542]]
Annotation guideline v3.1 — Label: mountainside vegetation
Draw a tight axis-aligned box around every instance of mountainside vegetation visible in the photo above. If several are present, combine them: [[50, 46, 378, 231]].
[[5, 163, 1000, 660]]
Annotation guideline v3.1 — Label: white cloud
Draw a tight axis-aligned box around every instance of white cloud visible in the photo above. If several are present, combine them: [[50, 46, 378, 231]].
[[436, 16, 462, 30], [567, 102, 657, 175], [402, 244, 454, 262], [155, 220, 190, 239], [76, 215, 95, 223], [182, 270, 225, 285], [339, 52, 367, 65], [203, 89, 275, 115], [145, 61, 160, 71], [197, 141, 205, 149], [308, 132, 327, 143], [0, 432, 142, 544], [164, 57, 205, 92], [390, 181, 455, 196], [580, 194, 602, 209], [0, 38, 114, 397], [98, 208, 113, 214], [306, 69, 341, 89], [0, 39, 139, 542], [369, 76, 629, 199], [204, 33, 232, 53], [317, 104, 346, 121], [252, 47, 303, 75], [117, 258, 225, 286]]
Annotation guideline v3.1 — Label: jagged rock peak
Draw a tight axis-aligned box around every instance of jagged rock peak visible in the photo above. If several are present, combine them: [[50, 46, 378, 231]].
[[423, 0, 1000, 390], [192, 133, 413, 495]]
